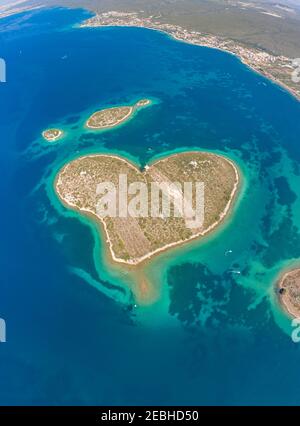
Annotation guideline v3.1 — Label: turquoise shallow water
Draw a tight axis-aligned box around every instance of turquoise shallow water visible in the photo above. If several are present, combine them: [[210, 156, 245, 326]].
[[1, 6, 300, 405]]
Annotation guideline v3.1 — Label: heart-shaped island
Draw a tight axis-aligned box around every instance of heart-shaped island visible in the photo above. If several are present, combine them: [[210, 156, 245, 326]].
[[55, 151, 239, 265]]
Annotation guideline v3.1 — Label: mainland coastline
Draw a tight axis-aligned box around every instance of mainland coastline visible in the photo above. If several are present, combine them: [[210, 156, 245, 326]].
[[80, 11, 300, 102]]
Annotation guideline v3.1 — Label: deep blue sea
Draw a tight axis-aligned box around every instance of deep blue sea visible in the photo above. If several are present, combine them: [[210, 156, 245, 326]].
[[1, 6, 300, 405]]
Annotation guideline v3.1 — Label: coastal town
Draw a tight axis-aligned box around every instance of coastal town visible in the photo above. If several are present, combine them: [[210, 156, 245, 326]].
[[81, 11, 300, 101]]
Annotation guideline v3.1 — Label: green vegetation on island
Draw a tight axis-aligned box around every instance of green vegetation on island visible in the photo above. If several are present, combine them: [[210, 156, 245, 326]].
[[277, 268, 300, 318], [42, 128, 63, 142], [86, 99, 152, 130]]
